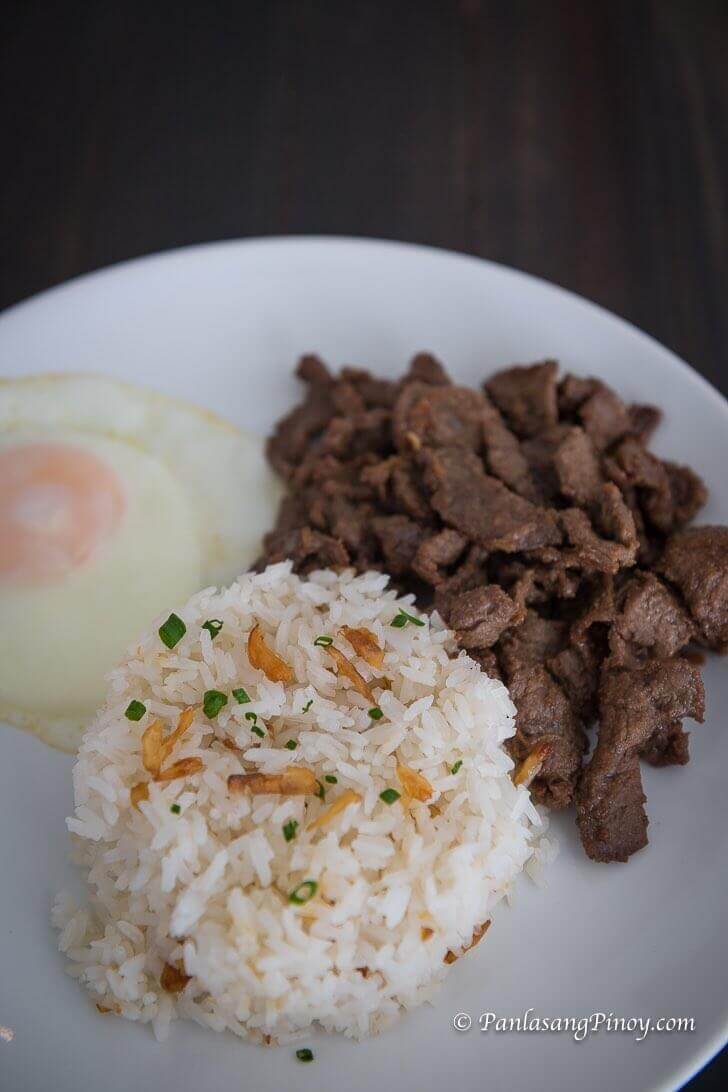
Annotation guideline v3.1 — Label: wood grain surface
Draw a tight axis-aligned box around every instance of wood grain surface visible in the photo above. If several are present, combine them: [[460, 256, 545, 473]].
[[0, 0, 725, 1086]]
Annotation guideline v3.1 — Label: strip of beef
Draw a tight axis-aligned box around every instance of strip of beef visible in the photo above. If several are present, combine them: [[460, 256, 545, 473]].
[[339, 367, 399, 409], [553, 426, 603, 507], [259, 526, 349, 573], [448, 585, 524, 650], [481, 395, 540, 501], [266, 355, 337, 478], [519, 425, 573, 503], [361, 455, 431, 521], [372, 515, 427, 577], [319, 408, 391, 459], [610, 572, 695, 663], [392, 382, 485, 453], [577, 658, 705, 862], [403, 352, 452, 387], [658, 526, 728, 650], [485, 360, 559, 438], [558, 503, 636, 574], [411, 528, 469, 585], [506, 665, 586, 809], [422, 447, 561, 552], [433, 545, 491, 621], [605, 437, 707, 534]]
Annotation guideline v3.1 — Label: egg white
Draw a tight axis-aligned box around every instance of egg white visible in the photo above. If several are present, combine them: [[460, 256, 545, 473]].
[[0, 374, 282, 751]]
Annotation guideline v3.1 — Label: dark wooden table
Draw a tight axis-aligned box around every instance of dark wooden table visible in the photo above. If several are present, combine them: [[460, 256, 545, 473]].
[[1, 0, 725, 1086]]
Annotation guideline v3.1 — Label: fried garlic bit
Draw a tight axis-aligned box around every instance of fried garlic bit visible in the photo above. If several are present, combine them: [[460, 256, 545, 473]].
[[228, 765, 318, 796], [130, 782, 150, 810], [324, 644, 374, 702], [396, 763, 434, 802], [513, 739, 552, 788], [248, 623, 294, 684], [339, 626, 384, 669], [308, 789, 362, 831], [95, 1002, 120, 1015], [444, 920, 490, 965], [134, 706, 201, 805], [156, 757, 204, 783], [160, 961, 191, 994], [420, 926, 434, 941]]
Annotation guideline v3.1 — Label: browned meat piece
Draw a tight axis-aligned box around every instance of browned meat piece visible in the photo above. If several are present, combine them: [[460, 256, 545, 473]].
[[319, 408, 391, 459], [664, 462, 708, 526], [448, 586, 523, 650], [559, 503, 637, 574], [658, 526, 728, 650], [339, 367, 399, 409], [594, 483, 639, 552], [259, 526, 349, 573], [577, 658, 705, 861], [485, 360, 558, 438], [411, 528, 468, 585], [433, 545, 491, 621], [548, 643, 601, 724], [499, 611, 568, 674], [577, 384, 632, 451], [481, 395, 539, 501], [629, 403, 662, 442], [469, 648, 502, 680], [392, 382, 485, 453], [557, 373, 600, 417], [612, 572, 695, 660], [266, 355, 337, 478], [520, 425, 572, 502], [641, 719, 690, 767], [403, 352, 452, 386], [361, 455, 431, 520], [507, 666, 586, 809], [371, 515, 426, 577], [553, 427, 603, 506], [422, 447, 561, 552]]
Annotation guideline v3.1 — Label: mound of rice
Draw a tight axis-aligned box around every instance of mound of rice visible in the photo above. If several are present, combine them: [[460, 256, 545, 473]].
[[54, 563, 555, 1041]]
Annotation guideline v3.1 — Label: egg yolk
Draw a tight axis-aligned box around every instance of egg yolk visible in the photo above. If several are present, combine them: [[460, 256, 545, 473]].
[[0, 442, 125, 584]]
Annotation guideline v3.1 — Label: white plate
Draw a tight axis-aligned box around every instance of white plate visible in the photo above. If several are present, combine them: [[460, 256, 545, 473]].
[[0, 238, 726, 1092]]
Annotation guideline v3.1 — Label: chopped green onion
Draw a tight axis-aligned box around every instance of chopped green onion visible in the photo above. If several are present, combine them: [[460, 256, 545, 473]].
[[313, 635, 333, 647], [379, 788, 401, 805], [283, 819, 298, 843], [232, 687, 251, 704], [315, 780, 326, 801], [158, 613, 186, 649], [125, 700, 146, 722], [251, 725, 265, 739], [302, 698, 314, 713], [390, 608, 425, 629], [203, 690, 227, 718], [202, 619, 223, 639], [324, 774, 338, 784], [285, 739, 298, 750], [170, 803, 181, 815], [368, 706, 383, 720], [451, 759, 463, 775], [296, 1048, 314, 1063], [289, 880, 318, 905], [245, 711, 258, 724]]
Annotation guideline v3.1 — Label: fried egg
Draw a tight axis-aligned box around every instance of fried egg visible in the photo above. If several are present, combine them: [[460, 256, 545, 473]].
[[0, 374, 281, 752]]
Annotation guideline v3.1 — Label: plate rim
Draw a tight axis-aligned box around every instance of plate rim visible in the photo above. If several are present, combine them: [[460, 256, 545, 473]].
[[0, 234, 725, 1091]]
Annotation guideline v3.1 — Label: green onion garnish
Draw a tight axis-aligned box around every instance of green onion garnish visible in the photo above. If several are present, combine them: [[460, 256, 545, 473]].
[[390, 609, 425, 629], [302, 699, 314, 713], [313, 635, 333, 647], [158, 613, 186, 649], [232, 687, 251, 704], [203, 690, 227, 718], [125, 700, 146, 722], [285, 740, 298, 750], [451, 760, 463, 775], [315, 780, 326, 801], [283, 819, 298, 843], [202, 619, 224, 639], [324, 774, 338, 784], [379, 788, 401, 805], [170, 803, 181, 815], [289, 880, 318, 905], [296, 1048, 314, 1063], [251, 725, 265, 739], [368, 706, 383, 720]]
